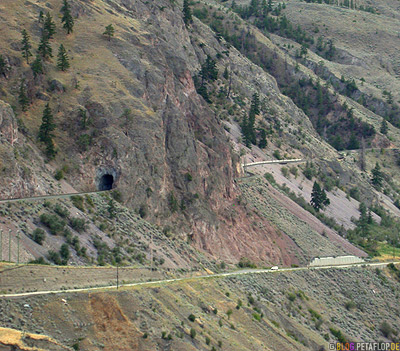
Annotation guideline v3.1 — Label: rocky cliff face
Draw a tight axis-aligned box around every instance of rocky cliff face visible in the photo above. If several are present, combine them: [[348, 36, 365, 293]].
[[0, 0, 302, 264]]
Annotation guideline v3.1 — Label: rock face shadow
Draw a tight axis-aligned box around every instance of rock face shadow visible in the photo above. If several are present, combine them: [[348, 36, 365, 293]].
[[99, 174, 114, 191]]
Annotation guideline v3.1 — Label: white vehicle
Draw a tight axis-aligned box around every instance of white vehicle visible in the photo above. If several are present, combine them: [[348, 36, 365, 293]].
[[270, 266, 279, 271]]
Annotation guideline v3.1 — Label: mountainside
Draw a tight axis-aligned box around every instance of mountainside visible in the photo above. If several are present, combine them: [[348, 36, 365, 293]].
[[1, 0, 400, 349], [1, 265, 400, 350]]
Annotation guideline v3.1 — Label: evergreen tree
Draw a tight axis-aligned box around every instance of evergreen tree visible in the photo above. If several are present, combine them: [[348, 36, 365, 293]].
[[37, 33, 53, 59], [31, 55, 44, 78], [223, 66, 229, 80], [45, 138, 56, 159], [21, 29, 33, 64], [380, 119, 388, 135], [262, 0, 268, 16], [39, 103, 56, 158], [61, 0, 74, 34], [258, 128, 267, 148], [43, 12, 56, 39], [250, 92, 260, 115], [268, 0, 273, 12], [57, 44, 70, 71], [248, 110, 256, 144], [18, 80, 29, 112], [200, 55, 218, 82], [310, 181, 330, 212], [38, 10, 44, 24], [241, 114, 252, 147], [348, 133, 359, 149], [358, 202, 369, 236], [371, 162, 383, 188], [103, 24, 115, 41], [183, 0, 193, 26], [0, 55, 6, 77]]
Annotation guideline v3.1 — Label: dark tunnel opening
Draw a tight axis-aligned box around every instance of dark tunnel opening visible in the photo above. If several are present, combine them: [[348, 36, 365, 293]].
[[98, 174, 114, 191]]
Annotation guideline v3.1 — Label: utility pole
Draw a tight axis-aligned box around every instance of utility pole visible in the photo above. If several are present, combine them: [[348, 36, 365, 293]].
[[116, 264, 119, 289], [8, 229, 11, 262], [150, 231, 153, 271], [17, 231, 20, 265]]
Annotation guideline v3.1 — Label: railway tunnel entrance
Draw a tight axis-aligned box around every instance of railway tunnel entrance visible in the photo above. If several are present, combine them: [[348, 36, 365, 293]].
[[98, 174, 114, 191], [96, 167, 117, 191]]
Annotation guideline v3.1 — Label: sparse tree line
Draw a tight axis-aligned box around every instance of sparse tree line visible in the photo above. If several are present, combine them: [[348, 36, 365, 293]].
[[300, 0, 378, 14], [193, 7, 380, 151], [0, 0, 117, 160], [231, 0, 337, 62]]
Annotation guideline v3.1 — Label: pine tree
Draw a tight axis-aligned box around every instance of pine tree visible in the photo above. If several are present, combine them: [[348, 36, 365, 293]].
[[39, 103, 57, 159], [45, 138, 56, 159], [103, 24, 114, 41], [310, 181, 330, 212], [21, 29, 33, 64], [258, 128, 267, 148], [43, 12, 56, 39], [250, 92, 260, 115], [61, 0, 74, 34], [223, 66, 229, 80], [241, 114, 252, 147], [183, 0, 193, 26], [38, 10, 44, 23], [248, 110, 256, 144], [371, 162, 383, 188], [200, 55, 218, 82], [268, 0, 273, 12], [18, 80, 29, 112], [0, 55, 6, 77], [31, 55, 44, 78], [37, 33, 53, 59], [57, 44, 70, 71], [380, 119, 388, 135]]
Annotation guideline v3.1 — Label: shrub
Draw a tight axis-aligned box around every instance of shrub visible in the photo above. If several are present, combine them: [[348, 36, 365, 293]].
[[345, 300, 356, 311], [71, 195, 85, 211], [48, 250, 62, 265], [188, 314, 196, 322], [329, 327, 346, 343], [273, 150, 282, 160], [29, 257, 48, 265], [226, 309, 233, 318], [32, 228, 45, 245], [185, 172, 193, 181], [111, 190, 122, 202], [248, 295, 255, 305], [70, 217, 87, 232], [60, 243, 70, 262], [252, 312, 262, 321], [168, 192, 178, 212], [380, 321, 393, 338], [205, 336, 211, 345], [308, 308, 321, 320], [281, 167, 289, 177], [264, 172, 276, 184], [190, 328, 196, 339], [238, 257, 256, 268], [290, 166, 298, 177], [54, 204, 69, 218], [349, 187, 360, 201], [54, 169, 64, 180], [40, 213, 66, 235]]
